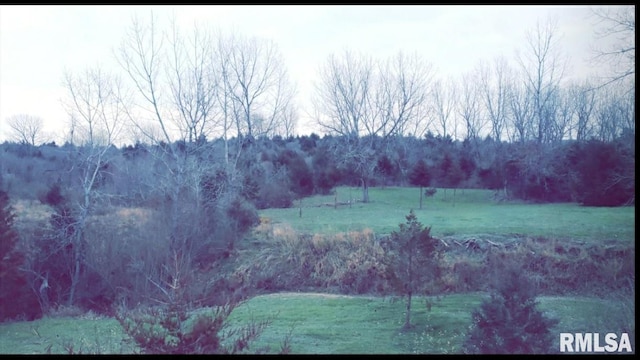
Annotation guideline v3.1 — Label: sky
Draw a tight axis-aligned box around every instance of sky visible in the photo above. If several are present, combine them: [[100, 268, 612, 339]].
[[0, 5, 628, 144]]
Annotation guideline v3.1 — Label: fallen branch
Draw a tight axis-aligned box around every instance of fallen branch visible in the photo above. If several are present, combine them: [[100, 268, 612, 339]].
[[485, 239, 501, 247]]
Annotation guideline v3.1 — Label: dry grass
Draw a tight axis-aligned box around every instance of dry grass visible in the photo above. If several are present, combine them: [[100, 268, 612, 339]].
[[11, 200, 156, 235], [12, 200, 54, 224]]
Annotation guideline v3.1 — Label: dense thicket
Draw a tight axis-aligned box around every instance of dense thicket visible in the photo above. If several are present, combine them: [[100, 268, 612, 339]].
[[0, 190, 40, 321], [1, 133, 634, 209]]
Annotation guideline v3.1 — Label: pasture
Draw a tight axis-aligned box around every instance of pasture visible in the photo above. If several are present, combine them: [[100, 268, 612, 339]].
[[259, 187, 635, 243]]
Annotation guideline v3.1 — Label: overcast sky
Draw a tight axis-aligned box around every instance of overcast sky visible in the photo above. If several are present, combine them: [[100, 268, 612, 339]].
[[0, 5, 627, 143]]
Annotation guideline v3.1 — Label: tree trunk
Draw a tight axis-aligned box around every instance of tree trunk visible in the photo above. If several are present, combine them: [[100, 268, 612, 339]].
[[404, 251, 413, 329], [69, 192, 90, 307], [503, 179, 508, 199], [361, 178, 369, 203], [453, 188, 457, 207], [68, 223, 85, 307], [419, 186, 423, 209], [404, 290, 412, 330], [68, 243, 81, 306]]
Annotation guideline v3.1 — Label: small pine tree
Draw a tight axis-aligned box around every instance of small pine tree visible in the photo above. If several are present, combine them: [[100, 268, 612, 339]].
[[463, 265, 559, 354], [116, 251, 271, 354], [389, 210, 442, 330]]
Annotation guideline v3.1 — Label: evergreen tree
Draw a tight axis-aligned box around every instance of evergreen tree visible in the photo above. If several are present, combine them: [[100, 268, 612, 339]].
[[409, 159, 431, 209], [463, 265, 559, 354], [389, 210, 442, 330]]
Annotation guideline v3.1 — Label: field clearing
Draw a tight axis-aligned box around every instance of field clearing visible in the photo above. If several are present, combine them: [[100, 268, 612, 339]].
[[259, 187, 635, 243]]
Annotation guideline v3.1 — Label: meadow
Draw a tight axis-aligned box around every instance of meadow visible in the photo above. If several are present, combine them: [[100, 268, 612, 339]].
[[0, 186, 634, 354], [260, 187, 635, 243]]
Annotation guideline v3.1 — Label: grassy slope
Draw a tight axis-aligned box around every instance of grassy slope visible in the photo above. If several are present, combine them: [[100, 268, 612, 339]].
[[222, 292, 633, 354], [0, 316, 137, 354], [1, 293, 629, 354], [259, 187, 635, 242]]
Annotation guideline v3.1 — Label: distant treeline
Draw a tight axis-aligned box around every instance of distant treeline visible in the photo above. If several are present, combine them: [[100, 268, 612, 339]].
[[1, 131, 634, 208]]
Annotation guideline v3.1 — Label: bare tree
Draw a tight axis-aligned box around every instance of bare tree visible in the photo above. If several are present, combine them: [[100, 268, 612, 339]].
[[116, 12, 208, 258], [313, 50, 434, 202], [478, 57, 512, 143], [312, 50, 379, 202], [507, 80, 533, 143], [61, 66, 125, 306], [589, 5, 635, 90], [567, 80, 597, 142], [280, 106, 298, 139], [375, 52, 433, 138], [6, 114, 46, 146], [594, 82, 635, 142], [116, 12, 172, 145], [167, 19, 218, 144], [211, 29, 240, 167], [516, 18, 567, 144], [225, 32, 295, 140], [313, 50, 377, 139], [547, 86, 573, 142], [115, 14, 267, 289], [458, 70, 485, 141], [431, 76, 458, 140]]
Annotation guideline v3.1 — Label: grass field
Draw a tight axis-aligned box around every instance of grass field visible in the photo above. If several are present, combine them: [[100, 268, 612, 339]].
[[0, 315, 137, 354], [259, 187, 635, 243], [224, 292, 634, 354], [1, 292, 632, 354]]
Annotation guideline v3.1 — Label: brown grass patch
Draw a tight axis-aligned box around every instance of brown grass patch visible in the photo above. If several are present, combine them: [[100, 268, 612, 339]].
[[12, 200, 54, 223]]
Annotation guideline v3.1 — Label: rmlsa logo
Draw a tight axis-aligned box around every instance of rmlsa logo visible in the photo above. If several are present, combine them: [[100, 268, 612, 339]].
[[560, 333, 633, 353]]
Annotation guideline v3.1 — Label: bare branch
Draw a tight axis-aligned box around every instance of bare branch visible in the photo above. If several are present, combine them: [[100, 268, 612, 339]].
[[5, 114, 45, 146], [588, 5, 635, 88]]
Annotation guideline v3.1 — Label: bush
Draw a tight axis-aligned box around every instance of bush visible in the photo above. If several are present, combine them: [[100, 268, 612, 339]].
[[567, 140, 634, 206], [462, 263, 559, 354], [117, 302, 271, 354]]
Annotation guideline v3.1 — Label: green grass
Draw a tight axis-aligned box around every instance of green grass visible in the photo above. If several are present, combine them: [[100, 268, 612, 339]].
[[2, 293, 629, 354], [223, 292, 633, 354], [0, 316, 138, 354], [259, 187, 635, 243]]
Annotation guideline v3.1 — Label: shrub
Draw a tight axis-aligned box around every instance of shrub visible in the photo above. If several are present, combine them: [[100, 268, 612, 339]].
[[117, 302, 271, 354], [239, 226, 393, 295]]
